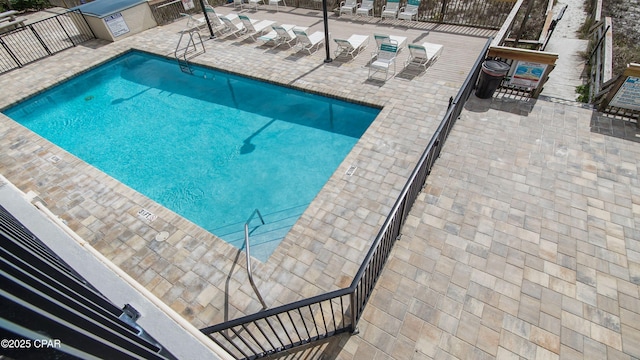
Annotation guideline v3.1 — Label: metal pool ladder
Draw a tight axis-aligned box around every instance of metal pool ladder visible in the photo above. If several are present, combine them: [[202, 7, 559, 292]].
[[174, 29, 205, 74], [245, 209, 268, 310]]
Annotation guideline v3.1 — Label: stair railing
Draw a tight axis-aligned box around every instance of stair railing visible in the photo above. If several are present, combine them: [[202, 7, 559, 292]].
[[174, 29, 205, 74], [244, 209, 268, 310]]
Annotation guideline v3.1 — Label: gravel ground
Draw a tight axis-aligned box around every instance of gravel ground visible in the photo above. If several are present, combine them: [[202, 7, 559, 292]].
[[602, 0, 640, 75]]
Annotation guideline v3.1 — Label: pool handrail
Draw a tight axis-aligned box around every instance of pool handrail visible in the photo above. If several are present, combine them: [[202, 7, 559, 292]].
[[244, 209, 268, 310]]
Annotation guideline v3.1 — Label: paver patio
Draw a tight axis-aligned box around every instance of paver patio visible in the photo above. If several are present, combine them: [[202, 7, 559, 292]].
[[1, 4, 638, 360]]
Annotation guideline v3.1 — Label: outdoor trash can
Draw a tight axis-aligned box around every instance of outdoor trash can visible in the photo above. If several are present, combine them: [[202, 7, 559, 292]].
[[475, 60, 510, 99]]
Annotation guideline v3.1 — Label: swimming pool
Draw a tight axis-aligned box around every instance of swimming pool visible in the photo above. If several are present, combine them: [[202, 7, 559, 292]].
[[2, 51, 379, 260]]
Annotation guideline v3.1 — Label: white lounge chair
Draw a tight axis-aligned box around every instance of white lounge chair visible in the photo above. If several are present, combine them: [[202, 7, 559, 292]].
[[268, 0, 286, 11], [248, 0, 262, 9], [333, 34, 369, 59], [373, 33, 407, 57], [293, 29, 325, 54], [356, 0, 374, 16], [398, 0, 419, 20], [381, 0, 400, 19], [339, 0, 358, 16], [180, 13, 206, 31], [273, 24, 300, 47], [405, 42, 443, 70], [239, 15, 275, 40], [220, 16, 246, 37], [234, 0, 244, 8], [258, 24, 296, 47], [205, 6, 239, 27], [368, 41, 398, 80], [184, 6, 236, 36]]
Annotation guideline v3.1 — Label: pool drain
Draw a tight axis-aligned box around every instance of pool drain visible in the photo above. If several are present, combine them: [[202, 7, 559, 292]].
[[155, 231, 169, 242]]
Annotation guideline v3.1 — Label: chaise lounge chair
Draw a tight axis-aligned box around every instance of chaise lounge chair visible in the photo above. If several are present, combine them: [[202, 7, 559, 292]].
[[292, 28, 325, 54], [239, 14, 276, 41], [381, 0, 400, 19], [333, 34, 369, 59], [220, 16, 247, 37], [258, 24, 297, 47], [404, 42, 443, 70], [247, 0, 263, 9], [356, 0, 374, 16], [339, 0, 358, 16], [373, 33, 407, 58], [368, 41, 399, 80], [398, 0, 420, 20], [268, 0, 287, 11], [206, 6, 240, 30], [180, 13, 206, 31]]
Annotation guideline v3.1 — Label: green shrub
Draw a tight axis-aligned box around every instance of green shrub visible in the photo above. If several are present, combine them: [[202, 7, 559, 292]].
[[575, 84, 590, 103], [10, 0, 50, 11]]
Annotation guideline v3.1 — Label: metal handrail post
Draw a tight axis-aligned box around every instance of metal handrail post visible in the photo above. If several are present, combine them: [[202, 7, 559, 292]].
[[245, 210, 267, 310], [349, 290, 358, 333]]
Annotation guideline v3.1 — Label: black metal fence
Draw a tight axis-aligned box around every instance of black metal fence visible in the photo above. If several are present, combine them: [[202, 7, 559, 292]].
[[414, 0, 515, 29], [201, 38, 492, 359], [150, 0, 513, 30], [0, 9, 94, 74]]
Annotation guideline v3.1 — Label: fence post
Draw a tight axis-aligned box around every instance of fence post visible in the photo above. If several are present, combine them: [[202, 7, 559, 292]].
[[439, 0, 447, 23], [0, 37, 22, 69], [349, 290, 358, 334]]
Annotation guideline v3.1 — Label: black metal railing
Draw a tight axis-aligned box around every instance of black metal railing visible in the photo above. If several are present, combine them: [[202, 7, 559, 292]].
[[416, 0, 515, 29], [201, 38, 492, 359], [0, 9, 94, 74], [0, 204, 176, 359], [362, 0, 515, 29], [152, 0, 513, 30]]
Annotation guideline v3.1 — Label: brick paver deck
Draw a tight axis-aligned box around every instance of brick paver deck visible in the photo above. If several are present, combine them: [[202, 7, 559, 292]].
[[2, 5, 638, 360], [0, 6, 490, 330]]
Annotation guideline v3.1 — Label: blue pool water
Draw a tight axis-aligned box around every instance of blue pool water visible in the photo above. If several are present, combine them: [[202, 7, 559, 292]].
[[3, 51, 379, 260]]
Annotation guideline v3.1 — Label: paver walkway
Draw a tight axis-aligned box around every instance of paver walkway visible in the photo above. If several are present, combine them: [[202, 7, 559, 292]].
[[539, 0, 589, 101], [329, 96, 640, 359]]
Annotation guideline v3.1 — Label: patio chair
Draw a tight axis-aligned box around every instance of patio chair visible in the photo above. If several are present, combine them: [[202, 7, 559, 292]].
[[220, 16, 247, 37], [248, 0, 263, 9], [203, 5, 239, 35], [373, 33, 406, 58], [333, 34, 369, 59], [268, 0, 287, 11], [180, 13, 206, 31], [258, 24, 296, 47], [292, 28, 325, 54], [404, 42, 443, 70], [368, 41, 398, 80], [398, 0, 420, 20], [239, 15, 276, 41], [234, 0, 244, 8], [356, 0, 374, 16], [381, 0, 400, 19], [339, 0, 358, 16], [273, 24, 300, 47]]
